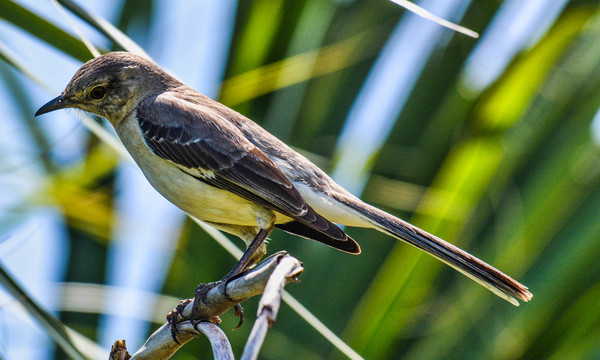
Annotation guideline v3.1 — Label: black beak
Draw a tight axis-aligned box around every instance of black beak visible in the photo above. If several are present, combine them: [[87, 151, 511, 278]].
[[35, 95, 72, 116]]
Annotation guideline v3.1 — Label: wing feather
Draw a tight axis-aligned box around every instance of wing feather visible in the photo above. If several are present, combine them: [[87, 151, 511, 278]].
[[136, 91, 351, 244]]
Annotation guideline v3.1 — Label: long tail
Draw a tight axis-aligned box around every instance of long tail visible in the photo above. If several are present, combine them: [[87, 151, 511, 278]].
[[345, 200, 532, 305]]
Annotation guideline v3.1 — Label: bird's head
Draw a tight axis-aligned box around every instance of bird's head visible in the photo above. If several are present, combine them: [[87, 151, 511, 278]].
[[35, 52, 179, 124]]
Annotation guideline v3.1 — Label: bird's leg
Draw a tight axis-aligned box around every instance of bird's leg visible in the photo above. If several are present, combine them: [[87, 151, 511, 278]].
[[188, 225, 273, 330], [224, 227, 271, 280]]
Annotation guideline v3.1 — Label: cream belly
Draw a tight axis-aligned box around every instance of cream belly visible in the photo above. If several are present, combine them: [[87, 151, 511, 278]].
[[138, 157, 262, 225], [116, 118, 290, 226]]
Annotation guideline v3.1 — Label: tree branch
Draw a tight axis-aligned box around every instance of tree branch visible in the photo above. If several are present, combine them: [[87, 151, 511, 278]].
[[108, 252, 303, 360], [241, 255, 302, 360]]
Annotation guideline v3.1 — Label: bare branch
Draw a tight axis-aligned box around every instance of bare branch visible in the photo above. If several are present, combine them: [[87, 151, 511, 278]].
[[195, 322, 235, 360], [110, 252, 303, 360], [173, 251, 295, 322], [241, 256, 303, 360], [127, 322, 233, 360], [109, 340, 131, 360]]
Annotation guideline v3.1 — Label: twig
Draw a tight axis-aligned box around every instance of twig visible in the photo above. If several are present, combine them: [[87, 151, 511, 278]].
[[109, 252, 303, 360], [241, 256, 302, 360], [126, 322, 233, 360], [195, 322, 235, 360], [109, 340, 131, 360]]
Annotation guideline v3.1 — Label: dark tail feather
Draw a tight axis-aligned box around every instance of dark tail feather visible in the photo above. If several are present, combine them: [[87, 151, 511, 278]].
[[356, 205, 532, 305], [275, 221, 361, 254]]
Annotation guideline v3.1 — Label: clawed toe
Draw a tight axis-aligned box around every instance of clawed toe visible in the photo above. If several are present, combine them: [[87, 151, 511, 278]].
[[192, 281, 222, 320], [168, 274, 249, 344], [233, 303, 244, 330], [166, 299, 192, 345], [191, 278, 246, 330]]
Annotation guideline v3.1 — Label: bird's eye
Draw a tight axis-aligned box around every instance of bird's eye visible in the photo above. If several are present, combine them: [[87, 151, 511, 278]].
[[90, 86, 106, 100]]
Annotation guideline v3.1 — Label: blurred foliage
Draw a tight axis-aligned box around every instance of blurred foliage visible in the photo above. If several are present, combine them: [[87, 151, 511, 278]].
[[2, 0, 600, 359]]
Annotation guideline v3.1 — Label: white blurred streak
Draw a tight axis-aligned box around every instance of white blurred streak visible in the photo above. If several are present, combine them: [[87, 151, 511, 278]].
[[0, 210, 68, 360], [50, 0, 101, 58], [0, 18, 77, 358], [390, 0, 478, 38], [591, 107, 600, 146], [332, 0, 472, 195], [461, 0, 568, 94]]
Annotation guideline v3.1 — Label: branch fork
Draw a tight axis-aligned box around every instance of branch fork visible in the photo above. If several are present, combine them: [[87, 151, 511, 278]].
[[109, 251, 303, 360]]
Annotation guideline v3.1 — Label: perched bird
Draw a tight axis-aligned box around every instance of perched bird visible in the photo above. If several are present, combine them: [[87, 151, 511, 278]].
[[36, 52, 532, 306]]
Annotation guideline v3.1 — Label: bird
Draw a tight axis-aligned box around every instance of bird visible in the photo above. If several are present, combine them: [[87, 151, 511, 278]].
[[36, 52, 532, 308]]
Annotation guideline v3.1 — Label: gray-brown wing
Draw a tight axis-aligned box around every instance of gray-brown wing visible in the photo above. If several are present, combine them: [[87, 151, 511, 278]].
[[136, 92, 356, 250]]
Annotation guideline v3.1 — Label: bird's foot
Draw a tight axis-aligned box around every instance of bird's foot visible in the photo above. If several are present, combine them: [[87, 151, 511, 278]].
[[168, 268, 252, 343], [167, 298, 193, 345], [191, 280, 224, 320], [167, 282, 227, 344], [191, 277, 245, 330]]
